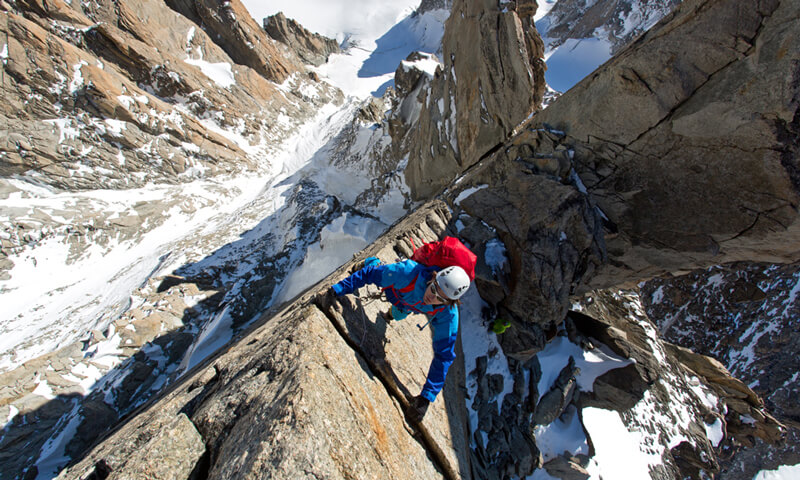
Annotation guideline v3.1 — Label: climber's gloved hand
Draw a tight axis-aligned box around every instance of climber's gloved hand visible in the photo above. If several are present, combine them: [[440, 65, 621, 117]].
[[408, 395, 430, 423], [349, 256, 382, 274], [364, 256, 381, 268], [315, 287, 337, 310]]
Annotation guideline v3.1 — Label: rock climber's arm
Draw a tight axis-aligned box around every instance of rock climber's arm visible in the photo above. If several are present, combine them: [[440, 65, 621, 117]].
[[331, 265, 384, 296], [331, 260, 417, 296]]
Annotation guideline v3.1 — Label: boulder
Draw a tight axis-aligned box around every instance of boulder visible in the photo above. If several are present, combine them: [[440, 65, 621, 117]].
[[394, 52, 440, 97], [534, 356, 579, 426], [89, 414, 205, 480], [454, 152, 606, 335], [543, 455, 591, 480]]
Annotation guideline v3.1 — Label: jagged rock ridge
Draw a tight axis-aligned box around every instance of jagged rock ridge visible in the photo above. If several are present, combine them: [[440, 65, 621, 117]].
[[390, 0, 546, 200]]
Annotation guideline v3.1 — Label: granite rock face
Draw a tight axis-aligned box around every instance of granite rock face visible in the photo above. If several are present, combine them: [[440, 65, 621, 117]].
[[536, 0, 800, 288]]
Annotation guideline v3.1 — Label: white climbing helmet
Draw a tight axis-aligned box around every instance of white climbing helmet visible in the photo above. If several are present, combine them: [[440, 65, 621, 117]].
[[435, 266, 471, 300]]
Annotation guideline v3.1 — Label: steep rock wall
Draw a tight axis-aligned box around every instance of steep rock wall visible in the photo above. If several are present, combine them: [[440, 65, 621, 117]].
[[445, 0, 800, 337], [536, 0, 800, 289]]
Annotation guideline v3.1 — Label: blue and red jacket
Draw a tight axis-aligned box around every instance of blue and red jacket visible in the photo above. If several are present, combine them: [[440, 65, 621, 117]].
[[331, 259, 458, 402]]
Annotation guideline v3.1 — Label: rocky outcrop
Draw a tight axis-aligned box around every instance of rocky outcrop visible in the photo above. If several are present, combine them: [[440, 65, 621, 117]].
[[417, 0, 453, 15], [0, 0, 336, 190], [264, 12, 340, 66], [572, 289, 783, 478], [390, 0, 546, 200], [444, 127, 606, 343]]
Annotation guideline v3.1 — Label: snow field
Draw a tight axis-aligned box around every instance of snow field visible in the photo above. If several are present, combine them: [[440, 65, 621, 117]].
[[184, 48, 236, 89], [275, 212, 388, 305], [583, 406, 662, 478], [753, 464, 800, 480]]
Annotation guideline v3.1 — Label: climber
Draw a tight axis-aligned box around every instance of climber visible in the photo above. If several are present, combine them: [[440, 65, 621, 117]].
[[319, 256, 471, 423]]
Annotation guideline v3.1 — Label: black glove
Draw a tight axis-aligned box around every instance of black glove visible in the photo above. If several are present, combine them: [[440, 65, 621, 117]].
[[315, 287, 337, 310], [408, 395, 430, 423]]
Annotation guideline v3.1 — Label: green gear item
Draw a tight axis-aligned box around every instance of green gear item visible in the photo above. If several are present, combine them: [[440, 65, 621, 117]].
[[390, 305, 408, 321], [492, 318, 511, 334]]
